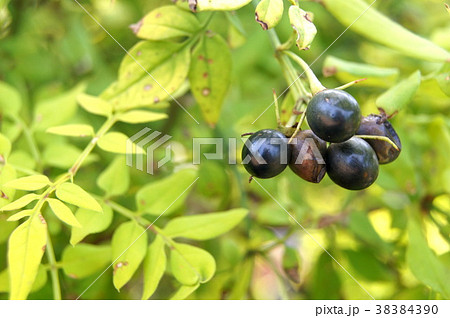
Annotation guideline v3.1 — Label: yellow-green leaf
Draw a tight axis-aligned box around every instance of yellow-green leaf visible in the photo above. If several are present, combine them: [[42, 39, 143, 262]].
[[112, 221, 148, 290], [170, 283, 200, 300], [0, 164, 16, 208], [132, 6, 200, 41], [76, 93, 112, 117], [136, 168, 198, 216], [289, 5, 317, 50], [255, 0, 284, 30], [190, 0, 252, 12], [70, 204, 113, 246], [0, 193, 39, 212], [56, 182, 102, 213], [0, 133, 11, 159], [0, 81, 22, 117], [170, 243, 216, 286], [62, 244, 112, 279], [116, 110, 168, 124], [189, 34, 231, 126], [376, 70, 421, 113], [8, 213, 47, 299], [4, 175, 50, 191], [98, 132, 143, 155], [46, 124, 94, 137], [163, 208, 248, 240], [97, 156, 130, 197], [47, 198, 81, 228], [7, 209, 32, 222], [322, 0, 450, 62], [142, 236, 166, 300]]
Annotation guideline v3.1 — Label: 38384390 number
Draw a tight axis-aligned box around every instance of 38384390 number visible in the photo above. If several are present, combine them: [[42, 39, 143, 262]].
[[375, 304, 438, 315]]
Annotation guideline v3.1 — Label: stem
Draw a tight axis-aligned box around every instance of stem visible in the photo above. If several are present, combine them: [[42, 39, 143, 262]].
[[284, 51, 326, 94], [46, 231, 61, 300], [355, 134, 400, 151], [15, 118, 41, 167]]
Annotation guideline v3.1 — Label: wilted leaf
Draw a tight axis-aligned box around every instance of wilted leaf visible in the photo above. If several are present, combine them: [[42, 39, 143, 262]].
[[322, 0, 450, 62], [170, 243, 216, 286], [4, 175, 50, 191], [406, 218, 450, 298], [8, 213, 47, 299], [97, 156, 130, 197], [56, 182, 102, 213], [255, 0, 284, 30], [77, 93, 112, 117], [116, 110, 168, 124], [133, 6, 200, 41], [46, 124, 94, 137], [47, 198, 81, 228], [163, 208, 248, 240], [112, 221, 147, 290], [136, 169, 198, 216], [0, 193, 39, 212], [70, 204, 113, 246], [289, 6, 317, 50], [376, 70, 421, 113], [189, 34, 231, 126], [62, 244, 112, 279], [142, 236, 166, 300]]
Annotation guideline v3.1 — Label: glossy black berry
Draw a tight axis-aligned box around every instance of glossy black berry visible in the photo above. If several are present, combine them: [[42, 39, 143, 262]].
[[242, 129, 289, 179], [357, 114, 401, 164], [326, 137, 379, 190], [289, 130, 327, 183], [306, 89, 361, 143]]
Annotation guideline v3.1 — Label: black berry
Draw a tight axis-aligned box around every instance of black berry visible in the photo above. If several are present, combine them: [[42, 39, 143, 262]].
[[306, 89, 361, 143], [357, 113, 401, 164], [326, 137, 379, 190], [242, 129, 289, 179], [289, 130, 327, 183]]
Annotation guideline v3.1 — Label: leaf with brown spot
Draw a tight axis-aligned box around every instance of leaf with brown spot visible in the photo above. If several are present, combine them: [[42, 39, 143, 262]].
[[189, 34, 232, 126]]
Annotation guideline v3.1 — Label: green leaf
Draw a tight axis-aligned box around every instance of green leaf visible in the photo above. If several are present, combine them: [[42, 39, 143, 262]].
[[43, 142, 98, 169], [289, 6, 317, 50], [136, 168, 198, 216], [321, 0, 450, 62], [163, 208, 248, 240], [112, 221, 148, 290], [170, 243, 216, 286], [8, 213, 47, 299], [189, 34, 232, 126], [0, 164, 17, 208], [46, 124, 94, 137], [0, 193, 39, 212], [98, 132, 142, 155], [61, 244, 112, 279], [406, 218, 450, 298], [7, 209, 33, 222], [76, 93, 112, 117], [376, 70, 421, 113], [33, 83, 86, 131], [4, 175, 50, 191], [70, 204, 113, 246], [348, 211, 392, 252], [0, 133, 11, 159], [255, 0, 284, 30], [56, 182, 103, 213], [116, 110, 168, 124], [102, 41, 190, 110], [343, 249, 393, 281], [142, 236, 166, 300], [132, 6, 200, 41], [0, 81, 21, 117], [97, 156, 130, 197], [190, 0, 252, 12], [310, 252, 341, 299], [435, 63, 450, 97], [170, 284, 200, 300], [47, 198, 81, 228]]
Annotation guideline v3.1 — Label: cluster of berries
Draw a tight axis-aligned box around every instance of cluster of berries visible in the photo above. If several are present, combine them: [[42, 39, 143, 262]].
[[242, 89, 401, 190]]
